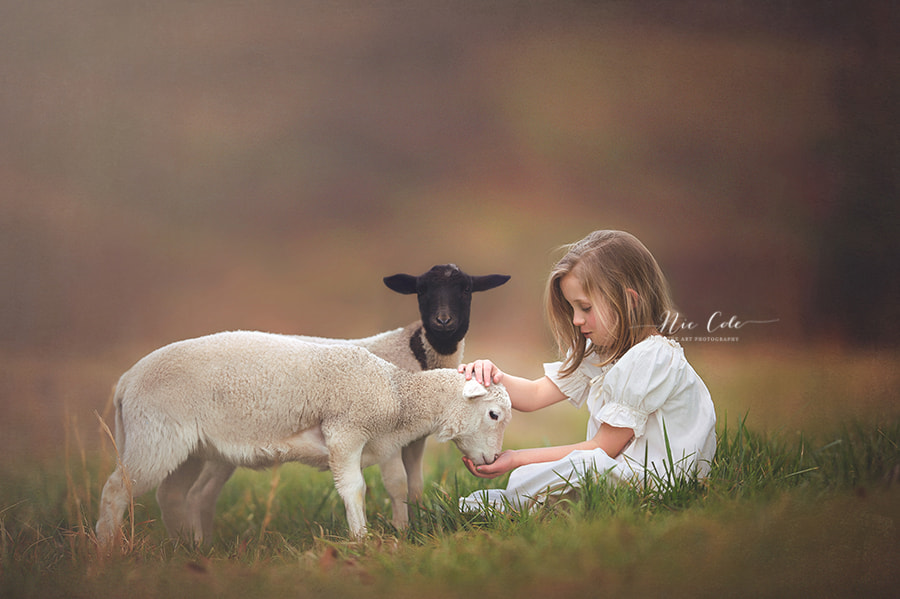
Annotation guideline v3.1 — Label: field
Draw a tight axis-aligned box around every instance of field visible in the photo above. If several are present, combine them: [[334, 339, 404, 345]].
[[2, 1, 898, 597], [2, 346, 898, 598]]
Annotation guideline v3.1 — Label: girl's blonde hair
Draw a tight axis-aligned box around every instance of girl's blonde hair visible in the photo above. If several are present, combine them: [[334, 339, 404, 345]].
[[546, 230, 676, 376]]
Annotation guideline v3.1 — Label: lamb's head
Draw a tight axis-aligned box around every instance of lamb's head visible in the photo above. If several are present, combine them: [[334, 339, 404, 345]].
[[383, 264, 510, 355], [440, 377, 512, 467]]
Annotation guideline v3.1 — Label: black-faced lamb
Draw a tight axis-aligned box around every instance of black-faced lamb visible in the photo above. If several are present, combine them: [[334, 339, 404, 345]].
[[298, 264, 510, 510], [95, 331, 511, 548]]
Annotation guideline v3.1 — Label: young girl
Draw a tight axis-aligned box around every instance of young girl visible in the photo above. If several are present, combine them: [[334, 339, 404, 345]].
[[458, 230, 716, 511]]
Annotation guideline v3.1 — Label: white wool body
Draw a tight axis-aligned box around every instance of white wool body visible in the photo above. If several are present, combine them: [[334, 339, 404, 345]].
[[96, 331, 510, 548]]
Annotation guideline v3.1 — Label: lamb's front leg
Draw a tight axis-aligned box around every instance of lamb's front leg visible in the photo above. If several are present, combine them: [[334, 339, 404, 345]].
[[329, 443, 368, 539], [379, 451, 409, 530], [401, 437, 427, 506]]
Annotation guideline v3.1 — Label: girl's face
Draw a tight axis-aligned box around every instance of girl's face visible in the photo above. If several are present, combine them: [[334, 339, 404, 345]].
[[560, 272, 617, 348]]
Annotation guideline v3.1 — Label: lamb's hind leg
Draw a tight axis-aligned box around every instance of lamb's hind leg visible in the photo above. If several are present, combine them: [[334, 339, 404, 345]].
[[96, 465, 157, 551], [186, 460, 235, 543], [157, 458, 235, 545], [156, 456, 205, 542], [329, 442, 368, 539], [96, 467, 130, 549]]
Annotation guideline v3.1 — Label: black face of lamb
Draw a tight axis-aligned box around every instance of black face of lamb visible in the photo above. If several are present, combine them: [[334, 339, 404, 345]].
[[383, 264, 510, 356]]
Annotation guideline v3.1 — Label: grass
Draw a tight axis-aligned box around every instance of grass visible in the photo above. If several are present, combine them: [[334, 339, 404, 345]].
[[1, 413, 898, 598], [1, 347, 898, 598]]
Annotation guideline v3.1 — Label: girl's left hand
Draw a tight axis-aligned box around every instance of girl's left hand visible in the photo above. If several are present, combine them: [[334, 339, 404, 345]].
[[458, 359, 504, 387], [462, 450, 517, 479]]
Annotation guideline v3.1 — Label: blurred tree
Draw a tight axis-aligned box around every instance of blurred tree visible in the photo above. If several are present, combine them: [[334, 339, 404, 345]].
[[812, 0, 900, 346]]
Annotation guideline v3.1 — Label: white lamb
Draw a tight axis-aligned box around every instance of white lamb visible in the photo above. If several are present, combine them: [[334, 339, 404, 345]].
[[95, 331, 511, 548], [298, 264, 510, 512]]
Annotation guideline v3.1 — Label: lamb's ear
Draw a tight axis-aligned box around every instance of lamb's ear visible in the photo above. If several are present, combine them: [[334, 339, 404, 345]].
[[471, 274, 510, 292], [463, 378, 488, 399], [383, 274, 418, 295]]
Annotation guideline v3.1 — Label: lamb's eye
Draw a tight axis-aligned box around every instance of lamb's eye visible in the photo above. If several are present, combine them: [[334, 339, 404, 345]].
[[489, 410, 500, 421]]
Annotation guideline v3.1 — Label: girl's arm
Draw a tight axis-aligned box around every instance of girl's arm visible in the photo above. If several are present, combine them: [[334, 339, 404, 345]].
[[459, 360, 566, 412], [463, 423, 635, 479]]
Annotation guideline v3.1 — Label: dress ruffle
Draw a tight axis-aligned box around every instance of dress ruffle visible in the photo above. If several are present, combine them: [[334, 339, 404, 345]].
[[543, 361, 592, 408], [595, 401, 650, 438]]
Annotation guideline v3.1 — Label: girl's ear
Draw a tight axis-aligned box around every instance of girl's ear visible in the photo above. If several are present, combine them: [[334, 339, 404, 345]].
[[626, 288, 640, 303]]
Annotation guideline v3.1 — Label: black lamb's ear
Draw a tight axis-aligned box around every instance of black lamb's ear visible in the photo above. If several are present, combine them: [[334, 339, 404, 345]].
[[471, 274, 510, 292], [383, 274, 418, 295]]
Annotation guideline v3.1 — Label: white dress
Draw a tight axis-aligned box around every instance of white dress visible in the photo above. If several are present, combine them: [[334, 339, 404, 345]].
[[460, 335, 717, 511]]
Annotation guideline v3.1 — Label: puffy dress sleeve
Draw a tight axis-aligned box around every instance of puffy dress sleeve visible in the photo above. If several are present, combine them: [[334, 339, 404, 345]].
[[594, 337, 686, 438], [543, 359, 594, 408]]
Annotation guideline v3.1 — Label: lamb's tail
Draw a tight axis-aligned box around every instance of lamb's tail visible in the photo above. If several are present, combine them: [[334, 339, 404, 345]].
[[111, 374, 129, 456], [96, 375, 128, 462]]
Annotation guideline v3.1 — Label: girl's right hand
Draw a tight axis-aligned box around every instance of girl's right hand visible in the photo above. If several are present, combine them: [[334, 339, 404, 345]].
[[458, 359, 504, 387], [462, 451, 517, 478]]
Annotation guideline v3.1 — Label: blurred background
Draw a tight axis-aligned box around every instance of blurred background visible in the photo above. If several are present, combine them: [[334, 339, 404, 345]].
[[2, 1, 898, 462]]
